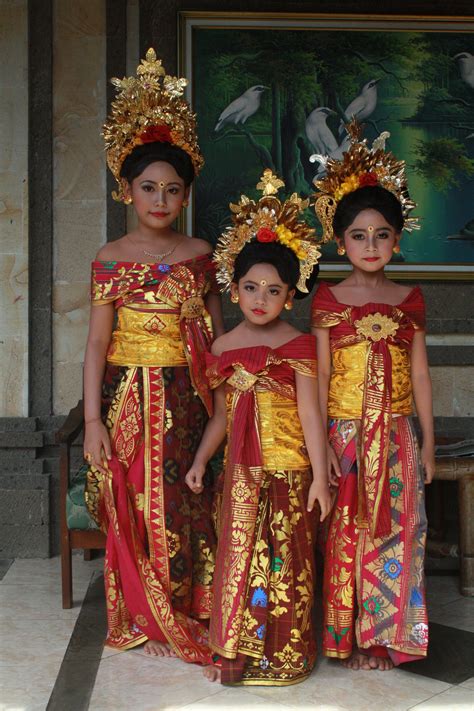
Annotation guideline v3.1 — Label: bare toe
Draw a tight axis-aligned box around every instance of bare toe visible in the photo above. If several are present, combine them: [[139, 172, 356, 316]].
[[342, 654, 359, 670], [378, 657, 394, 671], [342, 651, 377, 671], [360, 655, 372, 670], [144, 640, 170, 657], [203, 665, 221, 682], [368, 656, 379, 669]]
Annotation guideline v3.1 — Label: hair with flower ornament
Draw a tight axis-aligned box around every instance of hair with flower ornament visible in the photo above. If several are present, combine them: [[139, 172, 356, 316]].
[[311, 119, 419, 243], [214, 169, 321, 293], [103, 48, 204, 201]]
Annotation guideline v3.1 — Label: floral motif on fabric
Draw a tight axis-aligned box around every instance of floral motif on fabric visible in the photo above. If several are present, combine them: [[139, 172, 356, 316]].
[[411, 622, 429, 646], [354, 313, 400, 342], [362, 596, 382, 616], [389, 476, 404, 498], [383, 558, 403, 580]]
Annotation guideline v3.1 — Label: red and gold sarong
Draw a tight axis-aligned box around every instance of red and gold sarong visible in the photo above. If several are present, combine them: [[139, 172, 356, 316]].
[[85, 257, 218, 663], [323, 418, 428, 663], [207, 335, 319, 685]]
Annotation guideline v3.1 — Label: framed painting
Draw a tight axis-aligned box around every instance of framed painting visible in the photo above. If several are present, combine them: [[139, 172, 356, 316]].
[[179, 12, 474, 280]]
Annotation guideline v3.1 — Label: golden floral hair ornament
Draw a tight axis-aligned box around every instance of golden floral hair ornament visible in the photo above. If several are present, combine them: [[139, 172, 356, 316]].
[[103, 48, 204, 201], [311, 119, 420, 243], [214, 169, 321, 293]]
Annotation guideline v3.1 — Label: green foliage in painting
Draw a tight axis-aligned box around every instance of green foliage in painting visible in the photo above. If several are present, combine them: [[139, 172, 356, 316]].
[[414, 137, 474, 192]]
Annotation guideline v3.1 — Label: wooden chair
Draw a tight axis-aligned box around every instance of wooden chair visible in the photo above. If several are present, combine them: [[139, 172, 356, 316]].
[[433, 456, 474, 596], [56, 399, 106, 608]]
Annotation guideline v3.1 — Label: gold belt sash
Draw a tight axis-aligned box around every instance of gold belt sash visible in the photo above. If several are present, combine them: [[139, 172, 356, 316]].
[[107, 306, 187, 367]]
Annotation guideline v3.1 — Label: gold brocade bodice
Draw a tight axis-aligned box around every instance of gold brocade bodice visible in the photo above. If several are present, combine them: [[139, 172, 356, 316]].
[[224, 388, 310, 471], [90, 257, 217, 369], [208, 336, 317, 472], [328, 342, 412, 419], [311, 283, 426, 421]]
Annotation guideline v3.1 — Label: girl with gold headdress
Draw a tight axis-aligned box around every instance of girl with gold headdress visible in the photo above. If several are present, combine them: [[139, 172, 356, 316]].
[[185, 171, 331, 685], [311, 122, 434, 670], [82, 50, 224, 663]]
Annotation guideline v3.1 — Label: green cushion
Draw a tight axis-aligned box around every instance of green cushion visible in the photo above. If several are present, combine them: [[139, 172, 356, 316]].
[[66, 464, 99, 530]]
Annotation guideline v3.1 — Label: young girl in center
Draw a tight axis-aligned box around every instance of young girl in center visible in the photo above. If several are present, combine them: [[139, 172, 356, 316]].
[[186, 171, 331, 686], [311, 121, 434, 671]]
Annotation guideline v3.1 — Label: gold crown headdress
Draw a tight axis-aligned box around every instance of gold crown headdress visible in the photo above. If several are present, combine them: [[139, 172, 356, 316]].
[[103, 48, 204, 201], [214, 169, 321, 293], [312, 120, 419, 243]]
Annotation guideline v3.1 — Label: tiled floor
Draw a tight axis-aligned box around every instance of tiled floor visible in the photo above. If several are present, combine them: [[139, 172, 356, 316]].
[[1, 556, 473, 711]]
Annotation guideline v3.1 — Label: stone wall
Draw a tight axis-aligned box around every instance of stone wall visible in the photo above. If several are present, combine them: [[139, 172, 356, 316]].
[[0, 0, 28, 417], [52, 0, 107, 414]]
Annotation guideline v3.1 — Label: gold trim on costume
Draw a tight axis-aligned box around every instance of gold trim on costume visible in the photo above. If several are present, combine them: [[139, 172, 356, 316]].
[[354, 313, 400, 342], [327, 342, 412, 419]]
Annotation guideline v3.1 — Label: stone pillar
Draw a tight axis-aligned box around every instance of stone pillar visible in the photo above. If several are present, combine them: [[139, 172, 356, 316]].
[[0, 0, 29, 417], [52, 0, 107, 415]]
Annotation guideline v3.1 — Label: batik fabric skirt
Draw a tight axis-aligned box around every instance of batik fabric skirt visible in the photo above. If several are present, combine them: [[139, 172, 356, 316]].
[[86, 364, 216, 664], [323, 416, 428, 665], [214, 467, 317, 686]]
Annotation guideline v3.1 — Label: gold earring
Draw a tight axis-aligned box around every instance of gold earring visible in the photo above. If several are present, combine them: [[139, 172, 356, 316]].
[[284, 301, 293, 311], [182, 200, 189, 208], [231, 293, 239, 304], [337, 245, 346, 256], [123, 195, 133, 205], [393, 245, 400, 254]]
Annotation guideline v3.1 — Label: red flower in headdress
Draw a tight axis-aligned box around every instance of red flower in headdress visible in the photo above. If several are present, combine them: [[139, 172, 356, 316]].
[[140, 124, 173, 144], [359, 171, 378, 188], [256, 227, 277, 243]]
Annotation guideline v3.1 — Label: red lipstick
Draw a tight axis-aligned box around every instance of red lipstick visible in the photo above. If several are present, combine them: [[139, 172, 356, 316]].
[[252, 309, 266, 316]]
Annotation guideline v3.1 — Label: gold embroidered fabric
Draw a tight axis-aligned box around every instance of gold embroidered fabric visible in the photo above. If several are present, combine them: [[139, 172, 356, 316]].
[[328, 342, 412, 419], [107, 307, 188, 367], [256, 389, 310, 470], [223, 386, 310, 471]]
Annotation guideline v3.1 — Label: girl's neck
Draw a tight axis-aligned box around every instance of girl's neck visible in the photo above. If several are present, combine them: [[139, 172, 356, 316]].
[[345, 266, 391, 289], [242, 316, 283, 336], [132, 224, 180, 245]]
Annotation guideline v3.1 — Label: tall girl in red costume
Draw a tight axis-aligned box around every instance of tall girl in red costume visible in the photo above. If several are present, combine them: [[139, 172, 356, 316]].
[[311, 122, 434, 671], [83, 50, 223, 663]]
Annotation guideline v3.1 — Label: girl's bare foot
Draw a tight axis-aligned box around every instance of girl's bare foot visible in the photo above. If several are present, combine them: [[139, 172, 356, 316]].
[[374, 656, 394, 671], [341, 650, 393, 670], [342, 651, 370, 670], [143, 640, 177, 657], [203, 665, 221, 682]]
